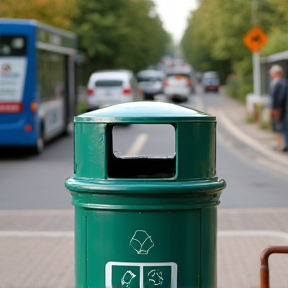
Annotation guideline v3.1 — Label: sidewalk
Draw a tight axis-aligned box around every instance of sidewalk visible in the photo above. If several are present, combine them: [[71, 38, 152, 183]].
[[1, 210, 288, 288], [202, 92, 288, 287], [212, 92, 288, 175], [1, 95, 288, 288]]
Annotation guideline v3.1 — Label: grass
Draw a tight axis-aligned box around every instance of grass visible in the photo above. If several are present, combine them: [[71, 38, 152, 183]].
[[76, 101, 87, 115], [245, 116, 256, 123], [259, 121, 271, 130]]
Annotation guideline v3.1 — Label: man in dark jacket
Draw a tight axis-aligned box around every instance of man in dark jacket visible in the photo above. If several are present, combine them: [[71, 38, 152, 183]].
[[270, 64, 287, 151]]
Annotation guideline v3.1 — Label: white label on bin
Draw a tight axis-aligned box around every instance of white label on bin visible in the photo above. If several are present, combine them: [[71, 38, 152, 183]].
[[105, 261, 177, 288], [129, 230, 154, 255]]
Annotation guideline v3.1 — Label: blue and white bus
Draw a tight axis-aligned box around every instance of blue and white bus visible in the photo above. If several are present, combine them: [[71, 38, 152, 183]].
[[0, 19, 77, 153]]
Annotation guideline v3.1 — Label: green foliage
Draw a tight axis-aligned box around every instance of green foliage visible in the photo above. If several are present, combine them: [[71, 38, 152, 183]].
[[181, 0, 288, 100], [73, 0, 170, 72], [0, 0, 77, 30], [260, 120, 271, 130], [262, 28, 288, 56], [0, 0, 170, 73], [228, 57, 253, 102], [76, 100, 88, 116], [225, 75, 240, 99]]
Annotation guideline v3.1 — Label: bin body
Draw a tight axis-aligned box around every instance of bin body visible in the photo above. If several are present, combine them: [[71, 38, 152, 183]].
[[66, 101, 226, 288]]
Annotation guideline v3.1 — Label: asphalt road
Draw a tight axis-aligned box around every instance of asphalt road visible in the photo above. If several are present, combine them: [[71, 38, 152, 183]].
[[198, 89, 288, 208], [1, 89, 288, 209]]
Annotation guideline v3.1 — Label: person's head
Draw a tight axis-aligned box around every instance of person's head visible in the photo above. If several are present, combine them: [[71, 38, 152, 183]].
[[270, 64, 283, 79]]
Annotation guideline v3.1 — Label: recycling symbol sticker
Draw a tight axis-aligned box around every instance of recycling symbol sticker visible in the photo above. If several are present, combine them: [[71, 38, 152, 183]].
[[129, 230, 154, 254], [121, 270, 136, 288], [148, 269, 164, 286], [104, 229, 178, 288], [105, 261, 178, 288]]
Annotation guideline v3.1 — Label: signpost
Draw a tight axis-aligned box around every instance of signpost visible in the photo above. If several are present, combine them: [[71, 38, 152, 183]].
[[243, 27, 268, 97]]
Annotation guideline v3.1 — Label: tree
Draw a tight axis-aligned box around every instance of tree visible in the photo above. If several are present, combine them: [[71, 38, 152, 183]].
[[181, 0, 282, 100], [0, 0, 77, 30], [73, 0, 169, 72]]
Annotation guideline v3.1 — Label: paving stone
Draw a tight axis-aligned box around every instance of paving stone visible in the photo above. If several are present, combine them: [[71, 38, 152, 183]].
[[0, 209, 288, 288]]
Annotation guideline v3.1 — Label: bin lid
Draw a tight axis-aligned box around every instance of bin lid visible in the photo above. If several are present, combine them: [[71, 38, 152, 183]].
[[75, 101, 215, 123]]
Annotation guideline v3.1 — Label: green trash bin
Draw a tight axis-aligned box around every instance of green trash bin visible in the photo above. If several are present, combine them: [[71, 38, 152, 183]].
[[65, 101, 226, 288]]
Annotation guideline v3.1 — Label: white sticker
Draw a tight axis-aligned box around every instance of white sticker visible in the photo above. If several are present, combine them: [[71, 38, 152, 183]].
[[148, 269, 164, 286], [121, 270, 136, 287], [105, 261, 177, 288], [129, 230, 154, 255], [0, 57, 27, 102]]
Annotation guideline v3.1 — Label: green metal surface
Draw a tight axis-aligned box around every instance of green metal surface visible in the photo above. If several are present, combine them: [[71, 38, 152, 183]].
[[75, 102, 215, 124], [86, 209, 201, 288], [75, 208, 88, 288], [200, 208, 218, 287], [65, 101, 226, 288]]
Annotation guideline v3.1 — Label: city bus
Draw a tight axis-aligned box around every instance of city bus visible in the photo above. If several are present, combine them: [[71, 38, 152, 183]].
[[0, 19, 78, 154]]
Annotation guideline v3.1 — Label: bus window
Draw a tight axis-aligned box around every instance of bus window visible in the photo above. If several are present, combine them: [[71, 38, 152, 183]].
[[37, 50, 65, 101]]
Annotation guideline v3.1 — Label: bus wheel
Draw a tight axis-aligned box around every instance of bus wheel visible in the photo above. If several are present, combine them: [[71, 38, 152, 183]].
[[33, 126, 44, 155]]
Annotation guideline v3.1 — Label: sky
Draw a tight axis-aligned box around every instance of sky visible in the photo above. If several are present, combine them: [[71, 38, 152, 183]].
[[153, 0, 198, 43]]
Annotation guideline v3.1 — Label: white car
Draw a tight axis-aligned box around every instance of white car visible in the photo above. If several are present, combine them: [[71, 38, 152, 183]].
[[163, 73, 192, 102], [86, 70, 140, 111], [136, 70, 165, 100], [202, 71, 220, 92]]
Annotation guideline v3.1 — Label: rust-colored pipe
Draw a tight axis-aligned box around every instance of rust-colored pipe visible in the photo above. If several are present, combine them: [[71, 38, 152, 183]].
[[260, 246, 288, 288]]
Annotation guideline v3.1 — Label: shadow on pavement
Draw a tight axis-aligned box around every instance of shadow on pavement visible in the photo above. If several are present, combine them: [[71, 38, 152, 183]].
[[0, 134, 71, 160]]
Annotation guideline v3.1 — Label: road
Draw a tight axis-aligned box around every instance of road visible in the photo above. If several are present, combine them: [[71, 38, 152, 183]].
[[2, 89, 288, 288], [1, 89, 288, 209], [199, 91, 288, 208]]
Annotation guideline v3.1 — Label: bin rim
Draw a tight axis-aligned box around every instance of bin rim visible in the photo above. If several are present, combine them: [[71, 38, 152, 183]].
[[65, 177, 226, 194], [75, 101, 216, 123]]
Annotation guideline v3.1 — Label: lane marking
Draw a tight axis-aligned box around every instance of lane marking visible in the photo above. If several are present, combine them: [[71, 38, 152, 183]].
[[218, 208, 288, 213], [193, 95, 205, 111], [218, 230, 288, 240], [0, 230, 288, 239], [0, 231, 74, 238], [126, 133, 148, 156], [0, 208, 287, 215], [0, 210, 73, 215], [184, 94, 205, 112]]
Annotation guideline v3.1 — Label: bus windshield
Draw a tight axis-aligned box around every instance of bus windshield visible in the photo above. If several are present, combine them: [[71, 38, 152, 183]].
[[0, 36, 27, 56]]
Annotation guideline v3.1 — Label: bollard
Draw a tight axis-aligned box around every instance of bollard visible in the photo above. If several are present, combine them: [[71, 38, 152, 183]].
[[260, 246, 288, 288], [65, 101, 226, 288]]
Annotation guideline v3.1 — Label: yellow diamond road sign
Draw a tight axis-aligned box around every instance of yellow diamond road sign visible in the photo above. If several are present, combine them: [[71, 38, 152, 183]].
[[243, 27, 268, 52]]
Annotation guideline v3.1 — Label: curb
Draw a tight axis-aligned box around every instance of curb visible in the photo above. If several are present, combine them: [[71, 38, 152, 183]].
[[215, 108, 288, 176]]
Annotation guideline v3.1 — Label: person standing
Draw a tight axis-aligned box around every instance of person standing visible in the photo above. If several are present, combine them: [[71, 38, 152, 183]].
[[270, 64, 287, 151]]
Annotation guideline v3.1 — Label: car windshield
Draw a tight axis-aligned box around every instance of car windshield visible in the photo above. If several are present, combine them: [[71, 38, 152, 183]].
[[203, 72, 218, 78], [95, 80, 123, 87]]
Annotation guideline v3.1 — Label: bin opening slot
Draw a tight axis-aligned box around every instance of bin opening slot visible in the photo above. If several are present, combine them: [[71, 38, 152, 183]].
[[108, 124, 176, 178]]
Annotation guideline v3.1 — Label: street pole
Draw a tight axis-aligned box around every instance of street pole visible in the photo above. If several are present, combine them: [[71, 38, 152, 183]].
[[251, 0, 260, 96], [253, 52, 261, 96]]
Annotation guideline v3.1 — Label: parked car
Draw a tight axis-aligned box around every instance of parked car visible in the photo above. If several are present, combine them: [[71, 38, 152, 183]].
[[86, 70, 140, 111], [163, 70, 193, 102], [136, 70, 165, 100], [202, 71, 220, 92]]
